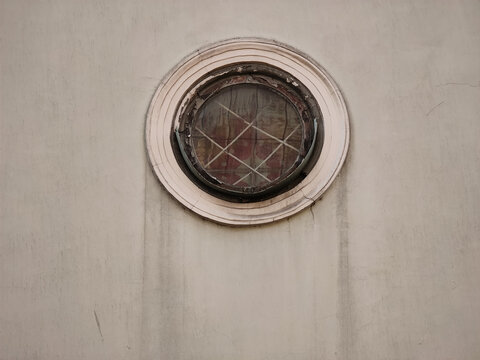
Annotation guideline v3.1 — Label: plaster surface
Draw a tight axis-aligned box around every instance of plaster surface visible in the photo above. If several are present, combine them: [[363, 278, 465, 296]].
[[1, 0, 479, 359]]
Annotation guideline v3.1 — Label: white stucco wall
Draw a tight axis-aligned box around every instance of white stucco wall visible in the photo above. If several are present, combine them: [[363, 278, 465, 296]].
[[1, 1, 479, 359]]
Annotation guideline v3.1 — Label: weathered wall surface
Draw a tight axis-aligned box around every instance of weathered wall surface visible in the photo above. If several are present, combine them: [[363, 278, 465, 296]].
[[1, 1, 479, 359]]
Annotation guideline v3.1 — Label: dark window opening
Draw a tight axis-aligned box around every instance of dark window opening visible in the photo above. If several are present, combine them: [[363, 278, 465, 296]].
[[174, 62, 324, 202]]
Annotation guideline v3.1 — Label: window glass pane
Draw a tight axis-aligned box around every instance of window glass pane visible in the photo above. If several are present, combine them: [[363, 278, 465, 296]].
[[191, 84, 303, 189]]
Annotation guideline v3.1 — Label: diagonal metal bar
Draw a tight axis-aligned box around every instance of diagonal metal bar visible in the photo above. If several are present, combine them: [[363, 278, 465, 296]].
[[251, 124, 301, 171], [232, 124, 301, 185], [232, 172, 252, 186], [204, 102, 270, 168], [195, 127, 271, 183], [215, 101, 300, 153], [204, 110, 260, 168]]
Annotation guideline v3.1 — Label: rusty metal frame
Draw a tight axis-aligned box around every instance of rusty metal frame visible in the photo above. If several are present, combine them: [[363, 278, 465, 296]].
[[146, 38, 350, 225], [174, 62, 323, 201]]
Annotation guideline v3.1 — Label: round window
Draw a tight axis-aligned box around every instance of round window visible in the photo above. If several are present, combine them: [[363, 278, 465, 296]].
[[174, 63, 322, 201], [146, 38, 349, 225]]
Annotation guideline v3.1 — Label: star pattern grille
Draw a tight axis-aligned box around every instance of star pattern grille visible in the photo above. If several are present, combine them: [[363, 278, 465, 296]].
[[191, 85, 303, 190]]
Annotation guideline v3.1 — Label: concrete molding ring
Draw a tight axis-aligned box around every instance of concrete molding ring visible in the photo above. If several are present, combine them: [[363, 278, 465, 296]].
[[146, 38, 350, 226]]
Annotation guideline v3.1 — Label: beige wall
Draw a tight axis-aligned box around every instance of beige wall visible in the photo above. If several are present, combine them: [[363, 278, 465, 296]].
[[1, 0, 480, 359]]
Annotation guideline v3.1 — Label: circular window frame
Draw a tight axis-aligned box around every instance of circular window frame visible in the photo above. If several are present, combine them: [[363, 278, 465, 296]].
[[174, 62, 322, 201], [146, 38, 349, 225]]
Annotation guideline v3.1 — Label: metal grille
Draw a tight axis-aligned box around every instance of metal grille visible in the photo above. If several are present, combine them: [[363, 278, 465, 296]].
[[191, 84, 303, 189]]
